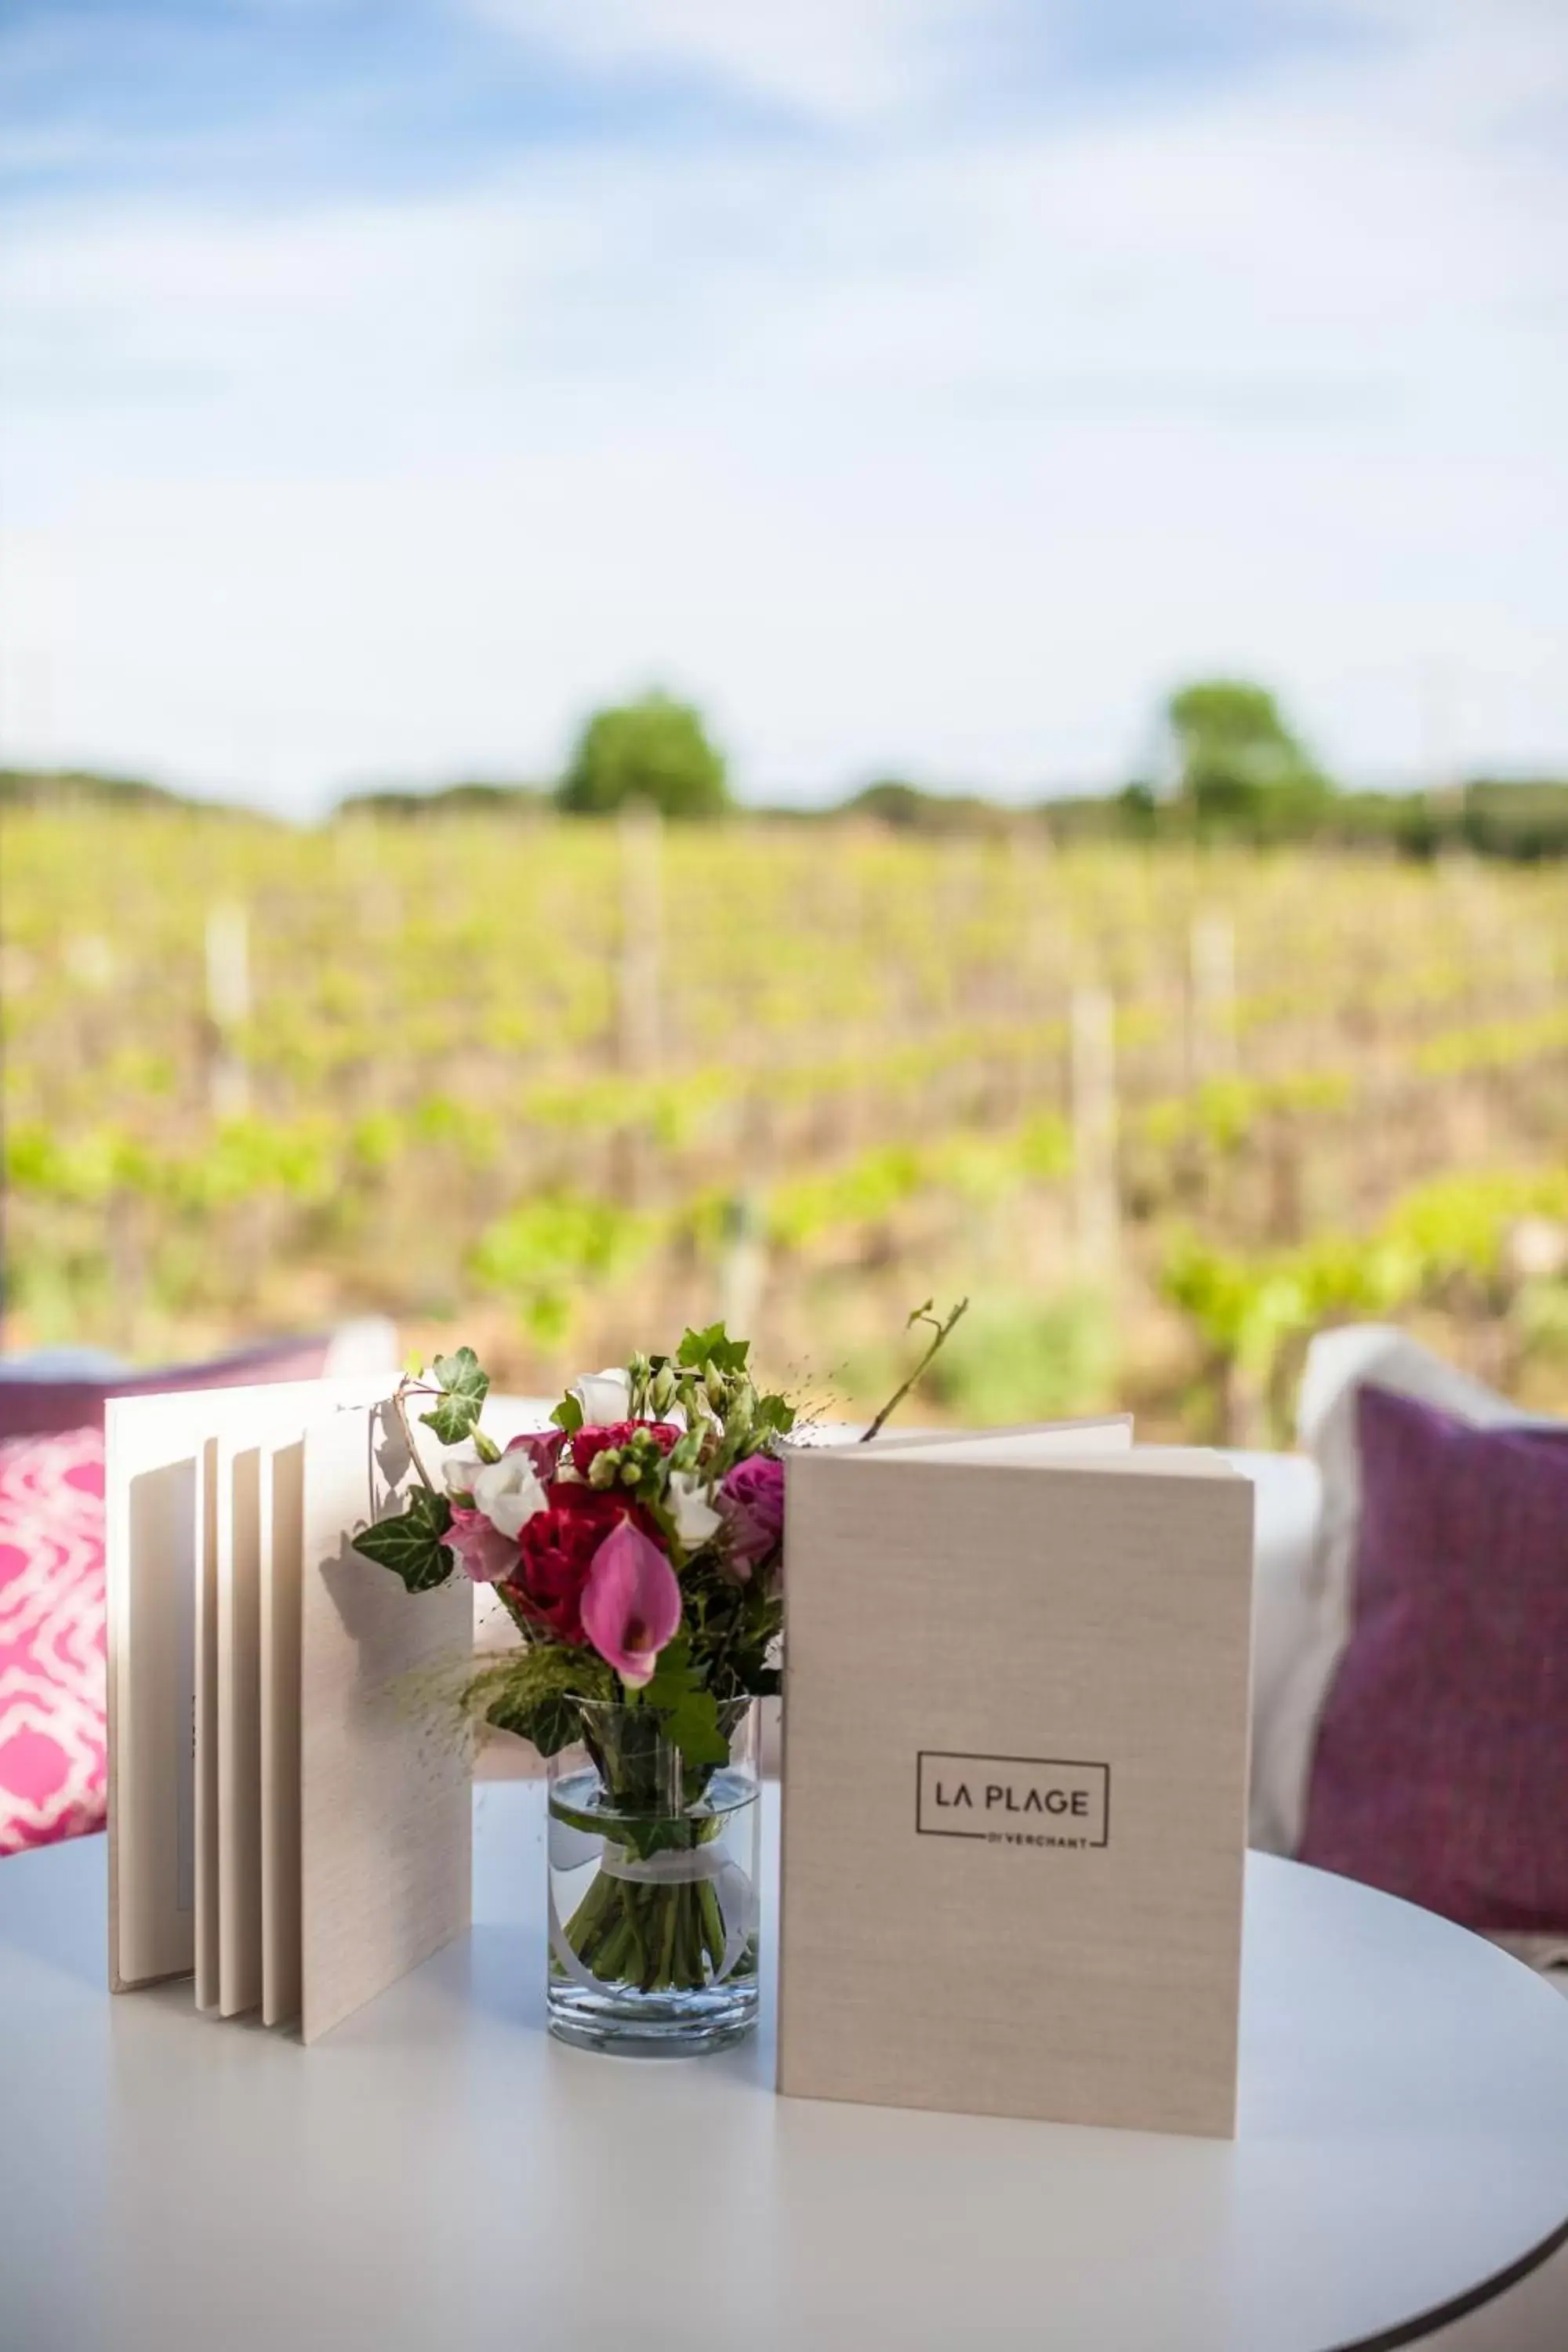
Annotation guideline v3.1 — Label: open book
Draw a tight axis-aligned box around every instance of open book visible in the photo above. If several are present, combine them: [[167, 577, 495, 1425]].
[[777, 1420, 1254, 2136], [106, 1379, 477, 2042]]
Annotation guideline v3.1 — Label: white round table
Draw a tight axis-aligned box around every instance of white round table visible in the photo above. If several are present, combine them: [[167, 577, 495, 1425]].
[[3, 1786, 1567, 2352]]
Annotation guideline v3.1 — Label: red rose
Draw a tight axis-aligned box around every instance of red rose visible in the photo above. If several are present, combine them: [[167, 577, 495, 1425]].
[[569, 1420, 682, 1479], [506, 1484, 655, 1643]]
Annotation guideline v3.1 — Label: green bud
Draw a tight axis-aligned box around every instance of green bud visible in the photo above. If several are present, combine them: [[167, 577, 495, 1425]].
[[588, 1451, 619, 1490], [705, 1364, 728, 1409], [620, 1460, 641, 1488], [650, 1365, 677, 1415]]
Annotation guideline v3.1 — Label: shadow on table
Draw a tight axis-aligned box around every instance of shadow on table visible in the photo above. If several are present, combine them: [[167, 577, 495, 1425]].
[[0, 1828, 111, 1991]]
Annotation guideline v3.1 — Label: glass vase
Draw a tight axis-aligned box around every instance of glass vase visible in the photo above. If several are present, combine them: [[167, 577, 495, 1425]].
[[546, 1698, 761, 2056]]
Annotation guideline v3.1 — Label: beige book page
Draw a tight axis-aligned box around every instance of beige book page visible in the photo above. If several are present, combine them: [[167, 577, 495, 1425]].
[[857, 1432, 1240, 1477], [299, 1402, 474, 2045], [216, 1438, 264, 2014], [216, 1381, 394, 2023], [292, 1393, 548, 1820], [194, 1436, 220, 2011], [105, 1396, 201, 1991], [260, 1437, 306, 2025], [848, 1416, 1136, 1465]]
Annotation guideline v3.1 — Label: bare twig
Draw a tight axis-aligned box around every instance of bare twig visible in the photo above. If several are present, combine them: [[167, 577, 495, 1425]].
[[392, 1378, 437, 1496], [860, 1297, 970, 1443]]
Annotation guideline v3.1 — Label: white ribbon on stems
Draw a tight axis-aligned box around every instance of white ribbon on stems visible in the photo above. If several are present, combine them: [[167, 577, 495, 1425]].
[[549, 1825, 759, 1986]]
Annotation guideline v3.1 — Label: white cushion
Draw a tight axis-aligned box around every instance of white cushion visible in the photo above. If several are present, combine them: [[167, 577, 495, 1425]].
[[1222, 1450, 1323, 1853], [321, 1317, 401, 1377], [1256, 1326, 1555, 1864]]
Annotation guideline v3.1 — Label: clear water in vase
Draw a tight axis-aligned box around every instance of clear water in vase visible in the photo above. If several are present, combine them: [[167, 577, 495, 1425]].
[[546, 1702, 761, 2056]]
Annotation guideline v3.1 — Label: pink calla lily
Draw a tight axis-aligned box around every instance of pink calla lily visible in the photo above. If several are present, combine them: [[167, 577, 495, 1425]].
[[580, 1518, 682, 1686]]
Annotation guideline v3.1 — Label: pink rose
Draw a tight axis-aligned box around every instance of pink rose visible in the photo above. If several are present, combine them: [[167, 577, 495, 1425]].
[[580, 1519, 682, 1686], [719, 1453, 785, 1580], [445, 1504, 520, 1585]]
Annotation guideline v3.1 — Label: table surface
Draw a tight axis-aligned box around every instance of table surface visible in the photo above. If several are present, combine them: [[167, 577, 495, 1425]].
[[4, 1788, 1568, 2352]]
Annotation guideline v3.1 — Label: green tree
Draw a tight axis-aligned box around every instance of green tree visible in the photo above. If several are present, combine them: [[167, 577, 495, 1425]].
[[1167, 681, 1333, 836], [557, 691, 731, 818]]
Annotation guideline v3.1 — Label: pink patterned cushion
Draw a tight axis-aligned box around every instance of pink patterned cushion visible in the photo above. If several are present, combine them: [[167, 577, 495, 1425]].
[[0, 1428, 107, 1857], [1299, 1383, 1568, 1933]]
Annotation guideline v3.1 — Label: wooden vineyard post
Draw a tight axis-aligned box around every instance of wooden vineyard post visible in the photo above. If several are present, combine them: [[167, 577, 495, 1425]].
[[1070, 982, 1120, 1285], [719, 1189, 766, 1341], [1016, 832, 1058, 1117], [205, 900, 251, 1119], [617, 799, 663, 1072], [615, 800, 663, 1200], [1186, 909, 1237, 1087]]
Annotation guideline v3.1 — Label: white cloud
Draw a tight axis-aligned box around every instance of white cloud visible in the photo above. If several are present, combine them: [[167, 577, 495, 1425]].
[[1, 6, 1565, 811], [469, 0, 992, 122]]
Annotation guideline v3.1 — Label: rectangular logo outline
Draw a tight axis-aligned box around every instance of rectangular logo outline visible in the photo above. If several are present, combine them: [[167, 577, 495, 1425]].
[[916, 1749, 1111, 1846]]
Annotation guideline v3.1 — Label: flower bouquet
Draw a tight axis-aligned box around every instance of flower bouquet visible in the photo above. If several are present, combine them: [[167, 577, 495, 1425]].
[[353, 1305, 964, 2052]]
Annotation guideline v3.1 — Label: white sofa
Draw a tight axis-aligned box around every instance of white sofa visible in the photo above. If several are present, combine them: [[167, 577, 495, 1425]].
[[1234, 1446, 1325, 1855], [1236, 1445, 1568, 2351]]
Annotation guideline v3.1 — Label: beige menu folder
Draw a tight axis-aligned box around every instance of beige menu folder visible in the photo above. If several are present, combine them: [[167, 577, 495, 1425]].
[[777, 1432, 1254, 2137], [107, 1380, 472, 2042]]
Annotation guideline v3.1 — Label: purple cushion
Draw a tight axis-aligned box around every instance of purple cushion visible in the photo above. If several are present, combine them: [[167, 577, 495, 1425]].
[[1299, 1382, 1568, 1934], [0, 1335, 335, 1443]]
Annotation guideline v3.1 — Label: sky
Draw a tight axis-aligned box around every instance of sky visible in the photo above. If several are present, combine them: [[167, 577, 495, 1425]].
[[2, 0, 1565, 815]]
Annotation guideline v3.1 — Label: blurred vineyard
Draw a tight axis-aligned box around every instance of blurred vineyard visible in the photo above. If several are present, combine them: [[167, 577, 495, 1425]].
[[5, 804, 1568, 1440]]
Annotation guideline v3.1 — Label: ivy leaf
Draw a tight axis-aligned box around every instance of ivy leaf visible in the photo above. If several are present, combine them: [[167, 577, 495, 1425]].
[[418, 1345, 490, 1443], [659, 1686, 730, 1766], [550, 1392, 585, 1435], [677, 1324, 720, 1370], [352, 1489, 455, 1592], [473, 1637, 614, 1755], [753, 1393, 796, 1436], [677, 1323, 750, 1377], [641, 1631, 695, 1706], [640, 1633, 730, 1764], [485, 1687, 581, 1756]]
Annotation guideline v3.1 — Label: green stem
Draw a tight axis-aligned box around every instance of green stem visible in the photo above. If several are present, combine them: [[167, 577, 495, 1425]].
[[861, 1297, 971, 1442]]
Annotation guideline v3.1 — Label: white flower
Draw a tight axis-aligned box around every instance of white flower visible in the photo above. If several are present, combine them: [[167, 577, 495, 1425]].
[[568, 1367, 634, 1426], [667, 1471, 723, 1551], [468, 1450, 549, 1540]]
